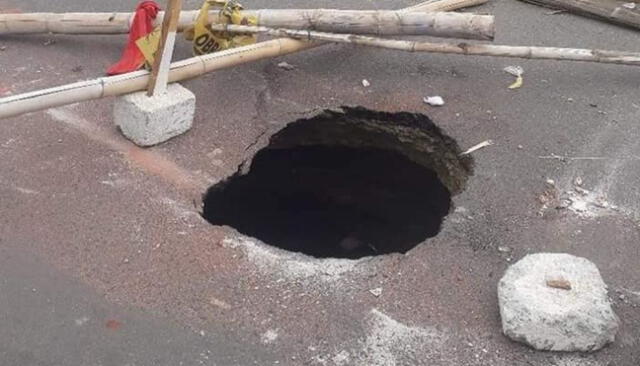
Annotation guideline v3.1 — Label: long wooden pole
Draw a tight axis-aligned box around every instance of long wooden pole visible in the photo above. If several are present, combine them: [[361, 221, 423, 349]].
[[0, 9, 494, 40], [0, 0, 483, 119], [214, 24, 640, 66], [147, 0, 183, 96], [402, 0, 488, 12], [519, 0, 640, 30]]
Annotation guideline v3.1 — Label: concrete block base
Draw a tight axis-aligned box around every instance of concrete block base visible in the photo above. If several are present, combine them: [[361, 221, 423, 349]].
[[114, 83, 195, 147]]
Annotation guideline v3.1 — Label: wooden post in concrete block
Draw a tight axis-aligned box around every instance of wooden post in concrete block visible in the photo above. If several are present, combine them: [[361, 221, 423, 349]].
[[114, 0, 195, 146], [147, 0, 183, 96]]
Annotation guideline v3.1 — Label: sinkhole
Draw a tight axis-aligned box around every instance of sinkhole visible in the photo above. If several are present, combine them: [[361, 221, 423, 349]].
[[202, 107, 473, 259]]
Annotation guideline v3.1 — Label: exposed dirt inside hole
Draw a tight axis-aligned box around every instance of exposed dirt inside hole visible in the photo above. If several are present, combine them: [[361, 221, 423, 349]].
[[202, 107, 473, 259]]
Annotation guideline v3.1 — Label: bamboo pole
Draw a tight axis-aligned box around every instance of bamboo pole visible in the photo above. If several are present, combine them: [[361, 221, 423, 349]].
[[0, 0, 481, 119], [0, 38, 315, 119], [402, 0, 488, 12], [147, 0, 183, 96], [0, 9, 494, 40], [215, 24, 640, 66], [519, 0, 640, 30]]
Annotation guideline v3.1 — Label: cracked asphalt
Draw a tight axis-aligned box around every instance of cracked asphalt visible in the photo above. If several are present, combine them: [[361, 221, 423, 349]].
[[1, 0, 639, 365]]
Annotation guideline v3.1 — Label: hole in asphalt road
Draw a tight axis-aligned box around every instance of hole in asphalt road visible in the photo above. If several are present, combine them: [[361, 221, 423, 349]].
[[202, 107, 473, 259]]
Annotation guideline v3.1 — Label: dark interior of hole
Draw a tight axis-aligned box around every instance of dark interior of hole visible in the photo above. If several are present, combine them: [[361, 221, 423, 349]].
[[202, 145, 452, 259]]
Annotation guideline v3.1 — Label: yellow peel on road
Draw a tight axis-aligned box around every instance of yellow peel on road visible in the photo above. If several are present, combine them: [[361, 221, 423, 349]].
[[508, 75, 523, 89]]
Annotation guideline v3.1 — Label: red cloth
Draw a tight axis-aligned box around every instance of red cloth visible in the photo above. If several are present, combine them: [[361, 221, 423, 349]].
[[107, 1, 160, 75]]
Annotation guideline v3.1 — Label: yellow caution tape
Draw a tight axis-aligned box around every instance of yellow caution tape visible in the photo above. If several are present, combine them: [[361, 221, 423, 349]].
[[186, 0, 257, 56], [135, 26, 161, 67]]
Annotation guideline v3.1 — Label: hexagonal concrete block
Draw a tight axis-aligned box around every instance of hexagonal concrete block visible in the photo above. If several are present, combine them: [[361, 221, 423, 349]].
[[498, 253, 619, 352], [114, 83, 195, 147]]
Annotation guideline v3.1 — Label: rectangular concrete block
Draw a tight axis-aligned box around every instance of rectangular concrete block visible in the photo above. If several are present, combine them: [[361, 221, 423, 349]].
[[114, 83, 195, 147]]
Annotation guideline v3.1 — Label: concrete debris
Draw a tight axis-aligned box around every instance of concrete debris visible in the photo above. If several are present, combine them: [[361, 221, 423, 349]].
[[369, 287, 383, 297], [332, 350, 351, 366], [563, 187, 617, 217], [74, 317, 90, 326], [222, 236, 358, 281], [361, 79, 370, 87], [503, 65, 523, 77], [498, 253, 619, 352], [261, 329, 279, 344], [574, 186, 589, 196], [622, 2, 637, 9], [359, 309, 446, 366], [277, 61, 295, 70], [114, 83, 195, 147], [538, 179, 560, 215], [423, 95, 445, 106]]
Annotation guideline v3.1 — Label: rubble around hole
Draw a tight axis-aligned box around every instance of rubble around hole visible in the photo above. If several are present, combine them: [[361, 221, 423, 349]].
[[538, 177, 617, 217], [221, 236, 366, 281]]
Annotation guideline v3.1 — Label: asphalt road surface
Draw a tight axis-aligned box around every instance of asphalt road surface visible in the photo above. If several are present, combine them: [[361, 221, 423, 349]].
[[1, 0, 639, 365]]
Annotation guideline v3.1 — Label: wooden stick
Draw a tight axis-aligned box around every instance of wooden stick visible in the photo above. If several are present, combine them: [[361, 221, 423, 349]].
[[0, 8, 494, 40], [402, 0, 488, 12], [0, 38, 315, 119], [0, 0, 479, 119], [147, 0, 183, 96], [216, 24, 640, 66], [519, 0, 640, 30]]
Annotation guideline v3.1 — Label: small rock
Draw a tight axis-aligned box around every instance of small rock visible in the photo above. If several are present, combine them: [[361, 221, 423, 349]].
[[497, 246, 512, 253], [567, 97, 574, 102], [71, 65, 83, 73], [277, 61, 295, 70], [574, 177, 583, 186], [545, 178, 555, 186], [74, 317, 90, 326], [105, 319, 122, 330], [423, 96, 445, 106], [0, 46, 6, 51], [575, 186, 590, 196], [361, 79, 370, 87], [498, 253, 619, 351], [369, 288, 383, 297], [503, 65, 524, 77], [123, 258, 129, 264], [517, 145, 523, 150], [622, 2, 636, 9], [199, 330, 206, 336], [43, 39, 56, 46], [546, 278, 572, 290]]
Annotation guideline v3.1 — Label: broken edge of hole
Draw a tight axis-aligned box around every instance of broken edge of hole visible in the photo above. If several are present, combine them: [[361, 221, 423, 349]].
[[201, 106, 474, 260]]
